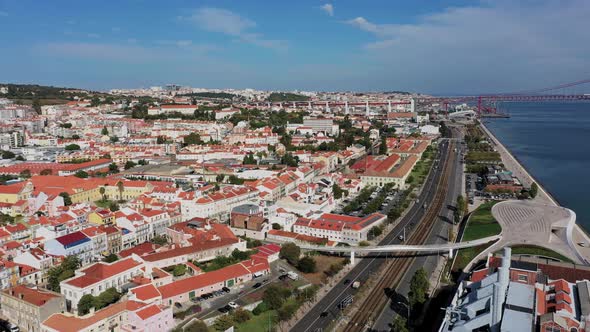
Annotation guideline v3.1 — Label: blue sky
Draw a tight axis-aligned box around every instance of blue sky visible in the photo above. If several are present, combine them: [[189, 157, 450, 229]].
[[0, 0, 589, 94]]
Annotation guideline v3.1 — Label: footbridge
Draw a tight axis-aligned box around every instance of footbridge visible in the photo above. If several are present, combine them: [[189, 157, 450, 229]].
[[295, 234, 501, 264]]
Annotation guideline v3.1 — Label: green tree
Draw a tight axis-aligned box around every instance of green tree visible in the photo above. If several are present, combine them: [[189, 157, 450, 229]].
[[530, 182, 538, 198], [109, 202, 119, 212], [15, 155, 25, 161], [263, 285, 285, 310], [40, 169, 53, 176], [297, 256, 317, 273], [116, 180, 124, 201], [272, 223, 282, 230], [78, 294, 96, 315], [124, 161, 137, 170], [281, 153, 299, 167], [99, 187, 106, 201], [101, 126, 109, 135], [32, 97, 41, 114], [108, 163, 119, 173], [65, 144, 80, 151], [94, 288, 121, 310], [242, 153, 257, 165], [19, 169, 31, 178], [279, 242, 301, 265], [110, 136, 119, 143], [184, 132, 203, 145], [172, 264, 187, 277], [409, 268, 429, 307], [371, 225, 383, 237], [333, 184, 344, 199], [72, 134, 80, 139], [103, 253, 118, 263], [213, 314, 234, 331], [74, 170, 89, 178], [184, 320, 209, 332], [59, 192, 72, 206], [379, 136, 387, 154], [231, 308, 251, 323], [216, 174, 226, 183], [151, 234, 168, 245], [156, 136, 166, 144], [278, 301, 298, 322], [391, 316, 409, 332]]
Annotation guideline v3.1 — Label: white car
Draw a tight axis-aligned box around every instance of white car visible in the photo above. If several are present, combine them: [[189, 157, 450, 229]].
[[228, 302, 239, 309]]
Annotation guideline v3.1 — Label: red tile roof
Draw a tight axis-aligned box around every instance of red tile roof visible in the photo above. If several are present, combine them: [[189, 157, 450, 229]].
[[135, 303, 163, 320], [3, 285, 61, 307], [64, 257, 142, 288]]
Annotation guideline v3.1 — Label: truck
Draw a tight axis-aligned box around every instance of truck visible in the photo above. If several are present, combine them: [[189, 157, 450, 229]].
[[287, 271, 299, 280], [351, 281, 361, 289]]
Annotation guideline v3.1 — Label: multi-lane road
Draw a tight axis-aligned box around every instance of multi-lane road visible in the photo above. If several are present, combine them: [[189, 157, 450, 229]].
[[292, 131, 463, 332]]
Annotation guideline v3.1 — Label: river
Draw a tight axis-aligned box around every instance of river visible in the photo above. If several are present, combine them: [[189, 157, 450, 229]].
[[484, 101, 590, 232]]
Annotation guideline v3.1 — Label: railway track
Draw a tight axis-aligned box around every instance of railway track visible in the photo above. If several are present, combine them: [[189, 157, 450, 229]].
[[343, 141, 456, 332]]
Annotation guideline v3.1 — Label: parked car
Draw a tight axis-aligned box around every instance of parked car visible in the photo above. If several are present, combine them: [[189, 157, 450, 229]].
[[228, 301, 239, 309], [343, 279, 351, 285], [320, 312, 329, 318], [174, 302, 182, 309], [222, 287, 230, 293], [253, 283, 262, 289], [218, 307, 229, 313]]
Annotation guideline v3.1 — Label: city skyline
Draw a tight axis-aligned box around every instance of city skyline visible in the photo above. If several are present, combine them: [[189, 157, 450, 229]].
[[1, 0, 589, 94]]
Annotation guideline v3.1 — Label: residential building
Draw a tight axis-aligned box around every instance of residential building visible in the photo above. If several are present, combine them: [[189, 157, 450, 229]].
[[60, 256, 144, 310], [293, 213, 387, 245], [1, 285, 65, 332]]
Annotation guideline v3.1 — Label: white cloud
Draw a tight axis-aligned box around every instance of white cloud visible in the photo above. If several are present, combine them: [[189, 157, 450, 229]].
[[112, 27, 121, 33], [320, 4, 334, 17], [344, 0, 590, 93], [186, 7, 287, 51], [87, 33, 101, 38], [0, 11, 8, 17]]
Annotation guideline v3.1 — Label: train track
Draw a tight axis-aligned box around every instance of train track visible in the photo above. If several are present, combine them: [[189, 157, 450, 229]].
[[343, 141, 456, 332]]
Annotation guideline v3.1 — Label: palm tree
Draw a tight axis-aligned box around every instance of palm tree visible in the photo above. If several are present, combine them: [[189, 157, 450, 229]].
[[99, 187, 106, 202], [116, 181, 124, 202]]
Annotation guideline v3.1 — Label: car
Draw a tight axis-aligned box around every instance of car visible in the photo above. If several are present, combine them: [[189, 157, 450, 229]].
[[253, 283, 262, 289], [218, 307, 229, 313], [343, 279, 351, 285], [278, 274, 289, 280], [398, 235, 405, 241], [222, 287, 230, 293], [174, 302, 182, 309], [191, 297, 200, 303], [224, 304, 233, 311], [263, 279, 269, 283], [228, 301, 239, 309], [320, 311, 329, 318]]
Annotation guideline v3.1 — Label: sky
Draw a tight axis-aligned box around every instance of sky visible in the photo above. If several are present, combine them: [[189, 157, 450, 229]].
[[0, 0, 589, 94]]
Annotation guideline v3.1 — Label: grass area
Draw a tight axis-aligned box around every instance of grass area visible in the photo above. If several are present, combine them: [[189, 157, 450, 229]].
[[406, 146, 437, 186], [502, 245, 573, 263], [299, 255, 346, 285], [452, 244, 490, 273], [94, 199, 114, 209], [451, 201, 502, 273], [462, 201, 501, 241], [235, 310, 277, 332]]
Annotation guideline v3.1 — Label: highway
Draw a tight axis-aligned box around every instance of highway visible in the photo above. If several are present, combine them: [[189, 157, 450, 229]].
[[291, 135, 456, 332]]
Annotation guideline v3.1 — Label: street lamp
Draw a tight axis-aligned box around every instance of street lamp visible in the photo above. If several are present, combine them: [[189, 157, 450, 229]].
[[397, 302, 410, 322]]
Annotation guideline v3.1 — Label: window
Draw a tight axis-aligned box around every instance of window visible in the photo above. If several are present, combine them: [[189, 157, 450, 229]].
[[517, 274, 528, 282]]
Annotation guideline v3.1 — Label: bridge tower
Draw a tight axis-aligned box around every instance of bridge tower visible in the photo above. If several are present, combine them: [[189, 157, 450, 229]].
[[267, 102, 271, 109], [325, 101, 330, 113], [308, 101, 312, 110], [410, 98, 415, 112], [388, 101, 392, 113], [345, 101, 349, 115], [365, 101, 370, 117], [292, 101, 296, 109], [279, 102, 283, 110]]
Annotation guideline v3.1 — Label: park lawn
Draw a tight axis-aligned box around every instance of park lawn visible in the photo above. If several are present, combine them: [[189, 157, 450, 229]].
[[233, 310, 277, 332], [502, 245, 573, 263], [462, 201, 501, 241], [452, 244, 488, 273], [94, 199, 113, 209]]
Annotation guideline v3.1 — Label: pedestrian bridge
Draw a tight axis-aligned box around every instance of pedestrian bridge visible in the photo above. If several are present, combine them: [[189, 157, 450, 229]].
[[296, 235, 501, 263]]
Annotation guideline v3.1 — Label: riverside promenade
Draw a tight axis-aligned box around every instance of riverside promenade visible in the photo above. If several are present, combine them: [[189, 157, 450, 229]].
[[480, 122, 590, 264]]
